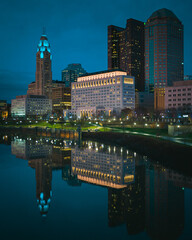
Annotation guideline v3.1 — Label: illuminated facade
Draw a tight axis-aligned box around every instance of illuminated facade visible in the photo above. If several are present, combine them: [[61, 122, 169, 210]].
[[154, 88, 165, 111], [52, 86, 71, 115], [108, 19, 145, 91], [0, 100, 10, 118], [27, 34, 52, 98], [145, 8, 184, 93], [11, 95, 52, 117], [71, 70, 135, 117], [71, 142, 135, 189]]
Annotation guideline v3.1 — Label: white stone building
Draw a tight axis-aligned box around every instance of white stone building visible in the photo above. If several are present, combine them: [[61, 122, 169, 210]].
[[71, 70, 135, 118]]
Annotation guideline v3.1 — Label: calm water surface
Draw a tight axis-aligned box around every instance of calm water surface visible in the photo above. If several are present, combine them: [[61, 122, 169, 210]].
[[0, 134, 192, 240]]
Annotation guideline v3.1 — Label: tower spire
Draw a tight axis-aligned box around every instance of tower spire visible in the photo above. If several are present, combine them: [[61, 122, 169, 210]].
[[42, 27, 46, 36]]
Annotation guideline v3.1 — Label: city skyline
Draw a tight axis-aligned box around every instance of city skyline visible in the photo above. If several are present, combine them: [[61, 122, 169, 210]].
[[0, 0, 192, 101]]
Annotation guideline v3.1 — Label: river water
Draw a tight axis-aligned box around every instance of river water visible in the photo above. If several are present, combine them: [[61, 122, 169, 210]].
[[0, 134, 192, 240]]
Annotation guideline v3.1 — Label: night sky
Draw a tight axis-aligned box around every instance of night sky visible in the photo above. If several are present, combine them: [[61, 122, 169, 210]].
[[0, 0, 192, 102]]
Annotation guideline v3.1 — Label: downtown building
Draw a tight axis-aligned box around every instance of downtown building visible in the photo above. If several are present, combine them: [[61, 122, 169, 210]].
[[11, 95, 52, 117], [165, 80, 192, 112], [52, 86, 71, 115], [61, 63, 87, 87], [145, 8, 184, 93], [71, 70, 135, 118], [0, 100, 10, 118], [27, 34, 52, 99], [108, 19, 145, 92], [154, 80, 192, 113]]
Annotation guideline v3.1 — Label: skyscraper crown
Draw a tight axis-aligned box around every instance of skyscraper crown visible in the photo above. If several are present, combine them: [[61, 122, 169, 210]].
[[148, 8, 181, 23], [37, 34, 51, 59]]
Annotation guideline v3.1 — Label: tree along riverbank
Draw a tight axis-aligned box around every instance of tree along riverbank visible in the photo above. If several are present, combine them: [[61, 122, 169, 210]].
[[82, 131, 192, 177]]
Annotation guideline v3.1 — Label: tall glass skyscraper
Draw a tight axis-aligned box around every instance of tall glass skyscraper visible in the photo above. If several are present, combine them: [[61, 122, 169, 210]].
[[145, 8, 184, 93], [61, 64, 87, 87], [108, 19, 145, 92]]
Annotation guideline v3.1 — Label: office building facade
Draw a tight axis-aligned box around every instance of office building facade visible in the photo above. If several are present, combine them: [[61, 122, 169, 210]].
[[145, 8, 184, 92], [165, 80, 192, 112], [71, 70, 135, 118], [108, 19, 145, 91], [11, 95, 52, 117], [52, 86, 71, 115]]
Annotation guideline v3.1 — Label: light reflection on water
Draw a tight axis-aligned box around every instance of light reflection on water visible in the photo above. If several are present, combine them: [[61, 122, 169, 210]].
[[0, 134, 191, 240]]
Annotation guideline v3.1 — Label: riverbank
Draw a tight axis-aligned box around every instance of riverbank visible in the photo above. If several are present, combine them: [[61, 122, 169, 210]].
[[0, 126, 79, 140], [82, 131, 192, 177], [1, 126, 192, 174]]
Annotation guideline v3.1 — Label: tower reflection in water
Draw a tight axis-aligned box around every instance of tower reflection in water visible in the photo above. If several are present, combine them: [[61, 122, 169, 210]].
[[10, 136, 186, 239], [11, 137, 72, 217]]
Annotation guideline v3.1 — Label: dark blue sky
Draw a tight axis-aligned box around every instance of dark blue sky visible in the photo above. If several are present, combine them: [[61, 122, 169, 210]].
[[0, 0, 192, 102]]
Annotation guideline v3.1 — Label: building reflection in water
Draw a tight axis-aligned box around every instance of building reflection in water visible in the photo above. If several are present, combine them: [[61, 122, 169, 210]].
[[108, 155, 145, 234], [145, 165, 185, 240], [71, 141, 135, 189], [71, 141, 146, 234], [29, 158, 52, 217], [9, 136, 187, 239], [11, 137, 73, 217]]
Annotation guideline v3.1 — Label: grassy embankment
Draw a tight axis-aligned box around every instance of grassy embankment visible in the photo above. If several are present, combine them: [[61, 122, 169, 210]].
[[1, 121, 192, 142]]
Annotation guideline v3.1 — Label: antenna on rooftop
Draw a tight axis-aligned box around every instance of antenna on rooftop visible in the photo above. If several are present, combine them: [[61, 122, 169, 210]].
[[42, 27, 46, 35]]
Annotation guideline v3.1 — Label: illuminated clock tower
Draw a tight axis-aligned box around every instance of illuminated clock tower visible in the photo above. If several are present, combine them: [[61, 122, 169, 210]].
[[35, 33, 52, 98]]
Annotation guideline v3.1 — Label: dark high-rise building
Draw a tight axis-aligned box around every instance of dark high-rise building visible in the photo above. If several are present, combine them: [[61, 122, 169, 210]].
[[145, 8, 184, 93], [28, 33, 52, 98], [108, 19, 145, 91], [61, 64, 87, 87]]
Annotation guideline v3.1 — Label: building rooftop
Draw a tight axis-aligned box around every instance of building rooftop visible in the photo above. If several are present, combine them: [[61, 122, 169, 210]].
[[173, 80, 192, 87], [52, 80, 65, 84], [80, 69, 126, 77], [40, 35, 48, 41], [148, 8, 181, 23], [15, 95, 48, 99]]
